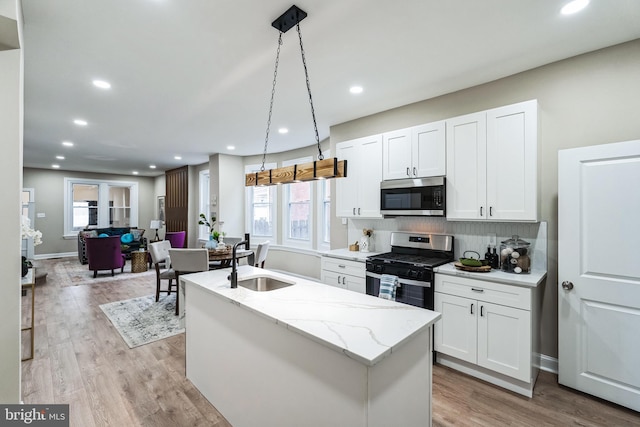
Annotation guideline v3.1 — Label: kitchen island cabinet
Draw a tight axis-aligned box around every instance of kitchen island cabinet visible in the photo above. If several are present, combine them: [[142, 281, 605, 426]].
[[335, 135, 382, 218], [433, 266, 546, 397], [182, 266, 440, 427]]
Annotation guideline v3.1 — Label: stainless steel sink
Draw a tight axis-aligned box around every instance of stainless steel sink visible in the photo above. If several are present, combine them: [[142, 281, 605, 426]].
[[237, 276, 294, 292]]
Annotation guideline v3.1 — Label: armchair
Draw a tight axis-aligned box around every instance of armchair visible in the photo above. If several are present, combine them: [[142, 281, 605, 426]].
[[165, 231, 186, 248], [85, 236, 126, 278]]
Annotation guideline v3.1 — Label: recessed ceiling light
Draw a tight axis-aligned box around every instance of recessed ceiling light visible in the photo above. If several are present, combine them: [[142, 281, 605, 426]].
[[132, 171, 139, 175], [278, 128, 289, 134], [92, 79, 111, 89], [73, 119, 88, 126], [227, 145, 235, 150], [149, 165, 156, 169], [56, 155, 65, 160], [62, 141, 74, 147], [52, 164, 60, 169], [561, 0, 589, 15], [174, 155, 182, 160], [349, 86, 363, 94]]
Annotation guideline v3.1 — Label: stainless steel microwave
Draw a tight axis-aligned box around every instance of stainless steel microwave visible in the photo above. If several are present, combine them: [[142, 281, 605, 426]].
[[380, 177, 446, 216]]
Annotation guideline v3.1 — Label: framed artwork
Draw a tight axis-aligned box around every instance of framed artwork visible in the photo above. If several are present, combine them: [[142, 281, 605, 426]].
[[157, 196, 166, 224]]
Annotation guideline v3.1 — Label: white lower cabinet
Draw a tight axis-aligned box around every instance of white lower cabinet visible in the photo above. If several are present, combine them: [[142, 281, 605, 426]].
[[321, 257, 366, 294], [434, 274, 538, 396]]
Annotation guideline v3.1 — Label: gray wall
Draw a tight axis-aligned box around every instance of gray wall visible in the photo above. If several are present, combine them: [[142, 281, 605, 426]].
[[23, 168, 158, 256], [329, 39, 640, 359]]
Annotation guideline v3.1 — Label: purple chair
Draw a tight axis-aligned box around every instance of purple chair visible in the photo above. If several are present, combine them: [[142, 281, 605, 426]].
[[165, 231, 186, 248], [85, 236, 126, 278]]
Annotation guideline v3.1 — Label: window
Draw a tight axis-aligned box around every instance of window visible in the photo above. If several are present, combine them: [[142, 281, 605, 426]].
[[64, 178, 139, 237], [319, 179, 331, 248], [199, 170, 211, 240], [245, 163, 277, 243], [283, 157, 312, 248]]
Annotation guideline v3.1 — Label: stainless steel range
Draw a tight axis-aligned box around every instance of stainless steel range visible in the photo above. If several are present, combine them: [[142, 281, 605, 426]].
[[365, 232, 454, 309]]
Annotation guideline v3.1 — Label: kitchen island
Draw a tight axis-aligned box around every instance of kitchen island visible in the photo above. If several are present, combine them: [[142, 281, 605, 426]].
[[181, 266, 441, 427]]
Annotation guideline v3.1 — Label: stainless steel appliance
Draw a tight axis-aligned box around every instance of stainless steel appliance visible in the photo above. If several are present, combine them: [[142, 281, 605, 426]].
[[365, 232, 454, 309], [379, 176, 446, 217]]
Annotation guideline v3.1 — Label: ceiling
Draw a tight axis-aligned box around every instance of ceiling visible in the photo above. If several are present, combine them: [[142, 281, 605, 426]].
[[21, 0, 640, 176]]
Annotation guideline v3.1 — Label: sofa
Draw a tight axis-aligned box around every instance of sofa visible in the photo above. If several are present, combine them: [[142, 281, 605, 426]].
[[78, 227, 147, 264]]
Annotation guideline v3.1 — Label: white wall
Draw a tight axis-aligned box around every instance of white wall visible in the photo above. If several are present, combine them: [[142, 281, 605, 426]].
[[329, 39, 640, 359], [216, 154, 245, 238], [0, 1, 21, 403]]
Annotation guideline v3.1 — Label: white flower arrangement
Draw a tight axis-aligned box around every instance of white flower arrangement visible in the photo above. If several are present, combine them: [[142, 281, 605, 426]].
[[21, 216, 43, 246]]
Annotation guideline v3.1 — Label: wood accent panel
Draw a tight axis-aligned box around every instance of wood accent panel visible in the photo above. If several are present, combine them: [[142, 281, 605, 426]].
[[165, 166, 188, 245]]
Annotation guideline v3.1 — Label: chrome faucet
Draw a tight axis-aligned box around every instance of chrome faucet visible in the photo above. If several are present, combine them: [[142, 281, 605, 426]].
[[229, 240, 248, 288]]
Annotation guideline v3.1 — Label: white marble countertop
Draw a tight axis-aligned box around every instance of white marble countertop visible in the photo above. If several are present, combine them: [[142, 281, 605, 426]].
[[321, 248, 382, 262], [181, 266, 440, 366], [434, 262, 547, 287]]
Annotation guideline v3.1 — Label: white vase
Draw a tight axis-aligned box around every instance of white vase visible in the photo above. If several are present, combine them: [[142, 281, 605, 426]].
[[360, 235, 371, 252]]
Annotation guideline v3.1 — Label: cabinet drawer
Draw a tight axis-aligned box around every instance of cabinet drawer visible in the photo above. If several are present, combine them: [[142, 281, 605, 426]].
[[321, 257, 365, 278], [435, 274, 531, 310]]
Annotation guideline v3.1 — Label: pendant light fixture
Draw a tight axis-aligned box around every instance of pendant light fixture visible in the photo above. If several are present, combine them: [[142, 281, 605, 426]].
[[245, 5, 347, 187]]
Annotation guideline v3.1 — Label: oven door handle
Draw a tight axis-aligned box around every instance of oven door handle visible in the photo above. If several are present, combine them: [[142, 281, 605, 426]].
[[365, 271, 432, 288]]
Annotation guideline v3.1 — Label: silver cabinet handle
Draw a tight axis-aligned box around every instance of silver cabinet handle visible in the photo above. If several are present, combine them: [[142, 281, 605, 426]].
[[413, 167, 417, 176], [471, 288, 484, 293], [562, 281, 574, 290], [406, 167, 410, 176]]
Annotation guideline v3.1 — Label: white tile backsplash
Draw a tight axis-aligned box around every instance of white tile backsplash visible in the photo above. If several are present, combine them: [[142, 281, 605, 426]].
[[348, 218, 547, 271]]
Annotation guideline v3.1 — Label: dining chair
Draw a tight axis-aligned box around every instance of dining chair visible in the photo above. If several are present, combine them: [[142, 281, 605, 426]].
[[169, 248, 209, 315], [148, 240, 176, 302], [254, 241, 270, 268], [165, 231, 186, 248]]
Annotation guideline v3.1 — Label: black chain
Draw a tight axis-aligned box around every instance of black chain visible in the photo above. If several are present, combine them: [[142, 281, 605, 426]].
[[261, 32, 283, 171], [296, 23, 323, 160]]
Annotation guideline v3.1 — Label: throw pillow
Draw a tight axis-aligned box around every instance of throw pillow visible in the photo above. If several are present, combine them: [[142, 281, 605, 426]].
[[120, 233, 134, 244], [131, 229, 145, 241]]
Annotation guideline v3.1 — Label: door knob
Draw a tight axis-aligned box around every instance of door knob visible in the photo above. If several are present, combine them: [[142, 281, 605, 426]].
[[561, 281, 574, 290]]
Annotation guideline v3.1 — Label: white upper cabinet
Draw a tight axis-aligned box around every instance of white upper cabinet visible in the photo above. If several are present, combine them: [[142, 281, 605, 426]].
[[446, 100, 538, 221], [382, 121, 446, 180], [336, 134, 383, 218]]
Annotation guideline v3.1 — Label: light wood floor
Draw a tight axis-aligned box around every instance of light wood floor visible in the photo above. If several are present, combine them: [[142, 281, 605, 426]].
[[22, 258, 640, 427]]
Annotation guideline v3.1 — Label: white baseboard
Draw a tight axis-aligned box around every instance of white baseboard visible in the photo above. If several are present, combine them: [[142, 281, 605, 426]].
[[536, 353, 558, 374], [33, 252, 77, 260]]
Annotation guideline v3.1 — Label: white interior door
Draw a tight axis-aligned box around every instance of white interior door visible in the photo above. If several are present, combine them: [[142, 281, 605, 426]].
[[558, 139, 640, 412]]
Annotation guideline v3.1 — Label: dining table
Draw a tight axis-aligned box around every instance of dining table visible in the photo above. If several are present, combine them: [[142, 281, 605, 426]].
[[207, 248, 254, 269]]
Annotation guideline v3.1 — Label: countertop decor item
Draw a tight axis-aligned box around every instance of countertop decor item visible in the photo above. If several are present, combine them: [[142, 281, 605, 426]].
[[244, 5, 347, 187], [360, 228, 373, 252], [500, 235, 531, 274]]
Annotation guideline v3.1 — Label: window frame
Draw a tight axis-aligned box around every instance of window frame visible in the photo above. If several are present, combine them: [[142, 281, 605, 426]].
[[317, 178, 331, 252], [198, 169, 211, 240], [63, 177, 139, 238], [245, 163, 277, 244], [282, 156, 313, 249]]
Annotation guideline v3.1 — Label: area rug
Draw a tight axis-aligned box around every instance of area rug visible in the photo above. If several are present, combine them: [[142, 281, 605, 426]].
[[99, 294, 184, 348], [51, 257, 155, 287]]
